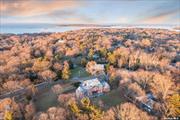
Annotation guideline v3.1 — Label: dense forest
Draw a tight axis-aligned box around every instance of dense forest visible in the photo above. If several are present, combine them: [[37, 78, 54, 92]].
[[0, 28, 179, 120]]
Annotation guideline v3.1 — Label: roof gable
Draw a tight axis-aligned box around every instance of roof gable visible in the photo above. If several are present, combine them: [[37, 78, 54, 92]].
[[81, 78, 102, 89]]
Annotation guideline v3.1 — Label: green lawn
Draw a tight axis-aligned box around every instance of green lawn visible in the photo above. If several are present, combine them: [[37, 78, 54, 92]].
[[35, 84, 75, 112], [71, 67, 90, 78], [35, 88, 59, 112], [92, 88, 125, 110]]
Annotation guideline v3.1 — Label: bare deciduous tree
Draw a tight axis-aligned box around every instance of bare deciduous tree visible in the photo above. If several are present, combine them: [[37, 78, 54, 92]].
[[113, 102, 154, 120]]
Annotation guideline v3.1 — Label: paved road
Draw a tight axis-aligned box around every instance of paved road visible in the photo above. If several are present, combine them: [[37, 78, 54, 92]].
[[0, 75, 103, 100]]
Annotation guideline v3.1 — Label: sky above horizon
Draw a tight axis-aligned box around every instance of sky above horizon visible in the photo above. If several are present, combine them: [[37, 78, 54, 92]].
[[0, 0, 180, 25]]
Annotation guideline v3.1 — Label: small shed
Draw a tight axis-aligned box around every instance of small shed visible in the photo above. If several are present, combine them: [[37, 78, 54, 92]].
[[76, 78, 110, 99]]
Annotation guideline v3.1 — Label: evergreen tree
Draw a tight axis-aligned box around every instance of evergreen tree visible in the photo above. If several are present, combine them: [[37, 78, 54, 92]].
[[88, 49, 94, 59], [62, 61, 71, 80], [107, 52, 116, 65]]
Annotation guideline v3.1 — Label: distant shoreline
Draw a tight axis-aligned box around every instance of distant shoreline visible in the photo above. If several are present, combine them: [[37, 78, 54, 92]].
[[0, 25, 179, 34], [57, 23, 179, 27]]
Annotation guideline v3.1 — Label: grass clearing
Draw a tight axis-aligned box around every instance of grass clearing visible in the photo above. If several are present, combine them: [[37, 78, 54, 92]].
[[35, 88, 58, 112], [92, 88, 125, 110], [71, 67, 90, 78]]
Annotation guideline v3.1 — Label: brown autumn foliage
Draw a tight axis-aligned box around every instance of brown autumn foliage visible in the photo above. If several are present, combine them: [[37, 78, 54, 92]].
[[0, 98, 22, 119], [58, 93, 75, 105], [113, 102, 155, 120], [33, 107, 69, 120], [124, 82, 146, 99], [38, 70, 57, 81], [51, 84, 63, 95], [150, 73, 174, 101], [86, 61, 105, 75], [0, 28, 179, 119], [24, 101, 36, 120]]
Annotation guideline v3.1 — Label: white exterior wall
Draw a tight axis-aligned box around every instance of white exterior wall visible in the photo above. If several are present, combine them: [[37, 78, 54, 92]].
[[75, 78, 110, 99]]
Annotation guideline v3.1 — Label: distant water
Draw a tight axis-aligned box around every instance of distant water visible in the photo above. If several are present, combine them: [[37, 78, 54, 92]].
[[0, 23, 179, 34], [0, 23, 86, 34]]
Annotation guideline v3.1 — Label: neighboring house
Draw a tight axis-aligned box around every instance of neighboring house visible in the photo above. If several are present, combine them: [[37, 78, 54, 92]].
[[76, 78, 110, 99], [136, 93, 158, 114], [86, 61, 105, 75], [57, 39, 65, 43], [93, 54, 100, 59]]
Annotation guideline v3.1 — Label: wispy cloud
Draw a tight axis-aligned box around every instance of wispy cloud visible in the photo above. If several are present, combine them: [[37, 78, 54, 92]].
[[0, 0, 83, 17], [137, 0, 180, 24], [47, 10, 95, 24], [141, 10, 179, 24], [0, 0, 94, 24], [1, 0, 179, 24]]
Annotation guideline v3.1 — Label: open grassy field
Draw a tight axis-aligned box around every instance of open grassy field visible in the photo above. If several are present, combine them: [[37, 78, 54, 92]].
[[34, 88, 58, 112]]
